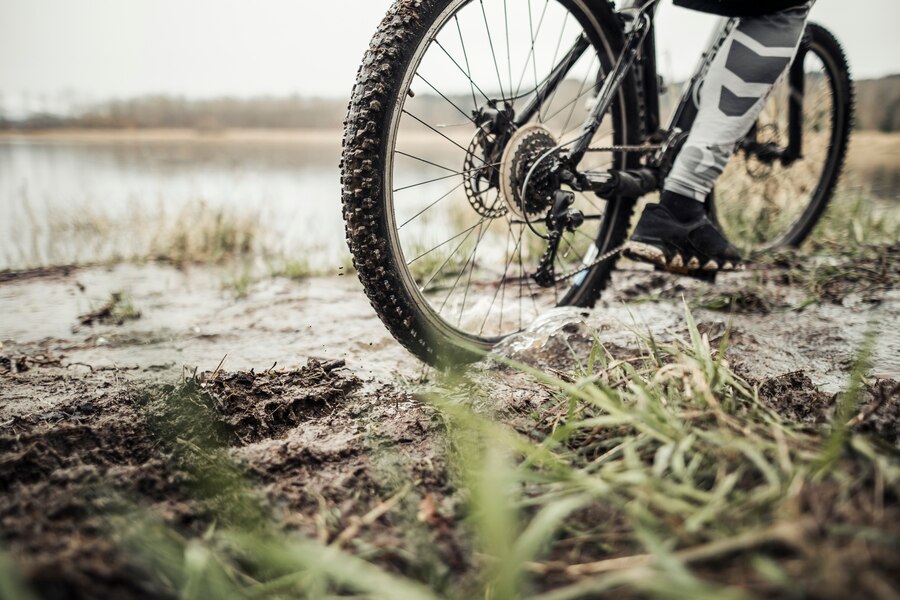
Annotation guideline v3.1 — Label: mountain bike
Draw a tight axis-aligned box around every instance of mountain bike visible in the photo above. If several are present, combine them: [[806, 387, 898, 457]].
[[341, 0, 853, 365]]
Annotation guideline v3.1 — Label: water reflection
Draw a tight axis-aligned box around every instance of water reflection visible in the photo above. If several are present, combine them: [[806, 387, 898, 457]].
[[0, 134, 347, 270]]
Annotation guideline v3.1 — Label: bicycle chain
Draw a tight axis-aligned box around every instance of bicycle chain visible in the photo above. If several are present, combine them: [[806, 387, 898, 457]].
[[551, 244, 625, 283], [585, 143, 662, 153]]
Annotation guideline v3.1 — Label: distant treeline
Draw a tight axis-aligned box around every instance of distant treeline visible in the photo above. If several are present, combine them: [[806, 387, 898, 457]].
[[3, 75, 899, 132], [0, 95, 347, 131], [855, 75, 900, 132]]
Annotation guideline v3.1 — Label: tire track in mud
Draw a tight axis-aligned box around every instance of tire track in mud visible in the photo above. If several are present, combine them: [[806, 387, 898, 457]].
[[0, 359, 465, 599]]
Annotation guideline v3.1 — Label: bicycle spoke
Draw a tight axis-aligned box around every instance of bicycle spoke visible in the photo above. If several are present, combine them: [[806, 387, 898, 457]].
[[457, 219, 488, 326], [402, 109, 487, 162], [393, 162, 500, 194], [562, 54, 598, 136], [454, 14, 480, 111], [480, 219, 525, 334], [438, 219, 488, 315], [515, 0, 550, 101], [394, 150, 462, 174], [503, 0, 513, 101], [433, 38, 494, 106], [542, 77, 604, 125], [407, 219, 484, 267], [539, 12, 571, 123], [398, 179, 485, 230], [518, 223, 542, 319], [479, 0, 507, 103], [414, 73, 477, 124], [420, 218, 487, 294]]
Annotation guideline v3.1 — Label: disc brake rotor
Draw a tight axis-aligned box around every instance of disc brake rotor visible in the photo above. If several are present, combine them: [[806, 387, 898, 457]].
[[463, 130, 508, 219]]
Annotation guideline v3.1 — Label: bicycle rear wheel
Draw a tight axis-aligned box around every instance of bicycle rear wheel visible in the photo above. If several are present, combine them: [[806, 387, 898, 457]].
[[708, 23, 853, 252], [342, 0, 640, 365]]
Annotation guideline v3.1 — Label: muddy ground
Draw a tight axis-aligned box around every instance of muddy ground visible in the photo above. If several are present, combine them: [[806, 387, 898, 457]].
[[1, 247, 898, 598]]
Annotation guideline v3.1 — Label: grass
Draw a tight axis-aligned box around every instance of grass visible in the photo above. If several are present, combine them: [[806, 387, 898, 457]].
[[77, 291, 143, 326], [407, 243, 470, 284], [153, 203, 260, 265], [223, 266, 255, 299], [6, 304, 894, 599], [806, 187, 900, 252], [271, 258, 313, 280], [219, 253, 355, 297]]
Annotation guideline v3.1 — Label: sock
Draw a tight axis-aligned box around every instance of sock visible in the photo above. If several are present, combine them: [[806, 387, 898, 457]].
[[659, 191, 705, 223]]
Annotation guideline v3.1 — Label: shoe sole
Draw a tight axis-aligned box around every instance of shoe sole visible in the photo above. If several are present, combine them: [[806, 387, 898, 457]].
[[622, 241, 666, 266], [623, 241, 744, 274]]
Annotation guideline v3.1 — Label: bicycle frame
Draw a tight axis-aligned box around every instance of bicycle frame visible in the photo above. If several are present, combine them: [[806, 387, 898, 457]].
[[535, 0, 807, 200]]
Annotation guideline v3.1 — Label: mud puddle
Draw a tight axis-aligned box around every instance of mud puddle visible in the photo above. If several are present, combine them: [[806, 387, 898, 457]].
[[0, 263, 420, 417], [2, 251, 897, 409]]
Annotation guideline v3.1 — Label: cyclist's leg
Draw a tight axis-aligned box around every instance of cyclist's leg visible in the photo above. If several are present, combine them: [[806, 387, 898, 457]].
[[625, 3, 811, 271], [664, 3, 812, 208]]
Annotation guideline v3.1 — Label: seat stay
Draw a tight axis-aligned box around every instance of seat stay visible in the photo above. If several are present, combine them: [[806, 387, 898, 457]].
[[567, 9, 654, 166]]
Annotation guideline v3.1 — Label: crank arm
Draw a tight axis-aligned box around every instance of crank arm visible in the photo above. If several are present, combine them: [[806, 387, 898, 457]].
[[580, 168, 660, 198]]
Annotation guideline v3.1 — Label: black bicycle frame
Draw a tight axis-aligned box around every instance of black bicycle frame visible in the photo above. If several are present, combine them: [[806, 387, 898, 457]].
[[523, 0, 809, 198]]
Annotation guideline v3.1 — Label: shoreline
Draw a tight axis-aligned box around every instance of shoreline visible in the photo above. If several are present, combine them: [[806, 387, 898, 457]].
[[0, 127, 344, 145], [1, 127, 898, 163]]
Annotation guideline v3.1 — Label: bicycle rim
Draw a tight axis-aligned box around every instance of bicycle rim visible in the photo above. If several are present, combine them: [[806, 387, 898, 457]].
[[711, 31, 845, 252]]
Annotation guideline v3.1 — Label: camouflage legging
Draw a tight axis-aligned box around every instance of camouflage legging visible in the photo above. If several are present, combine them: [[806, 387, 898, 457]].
[[664, 2, 812, 201]]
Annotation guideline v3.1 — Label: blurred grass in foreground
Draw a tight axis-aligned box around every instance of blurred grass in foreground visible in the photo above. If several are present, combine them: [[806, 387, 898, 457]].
[[806, 188, 899, 251], [3, 304, 894, 599]]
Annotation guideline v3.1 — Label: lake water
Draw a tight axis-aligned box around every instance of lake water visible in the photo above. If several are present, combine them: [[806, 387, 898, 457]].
[[0, 133, 350, 271], [1, 131, 897, 272]]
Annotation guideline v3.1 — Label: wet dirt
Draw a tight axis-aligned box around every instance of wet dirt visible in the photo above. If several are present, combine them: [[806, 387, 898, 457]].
[[1, 252, 898, 598], [0, 359, 461, 599]]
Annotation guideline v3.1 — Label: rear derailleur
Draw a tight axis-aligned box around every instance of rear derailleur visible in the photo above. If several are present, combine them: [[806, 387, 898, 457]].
[[531, 190, 584, 288]]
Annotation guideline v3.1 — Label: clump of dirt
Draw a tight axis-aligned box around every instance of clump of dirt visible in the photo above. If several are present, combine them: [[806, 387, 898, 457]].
[[755, 371, 900, 443], [853, 380, 900, 445], [756, 370, 835, 424], [201, 359, 361, 444], [0, 348, 61, 374], [0, 359, 463, 599]]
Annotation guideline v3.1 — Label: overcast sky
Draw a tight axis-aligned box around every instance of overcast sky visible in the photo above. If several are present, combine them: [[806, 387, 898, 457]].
[[1, 0, 898, 115]]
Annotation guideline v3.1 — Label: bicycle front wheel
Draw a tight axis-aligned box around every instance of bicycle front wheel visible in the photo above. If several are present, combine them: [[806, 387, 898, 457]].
[[342, 0, 640, 365], [709, 23, 854, 253]]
